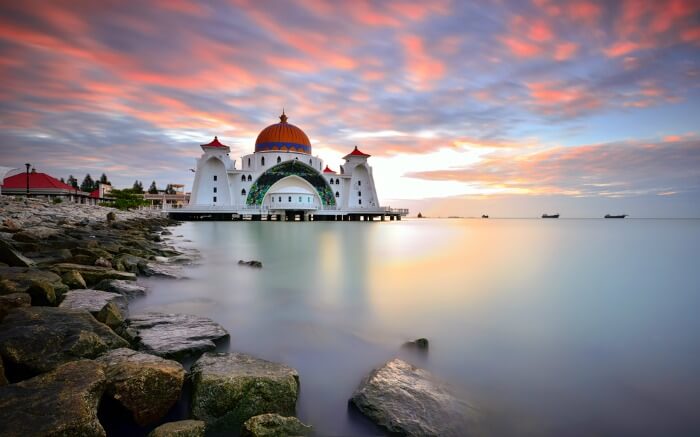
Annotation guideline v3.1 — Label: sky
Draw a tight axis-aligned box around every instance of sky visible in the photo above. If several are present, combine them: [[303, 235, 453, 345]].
[[1, 0, 699, 217]]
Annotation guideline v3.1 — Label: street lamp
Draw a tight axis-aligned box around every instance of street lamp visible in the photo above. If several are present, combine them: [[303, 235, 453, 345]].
[[24, 163, 30, 197]]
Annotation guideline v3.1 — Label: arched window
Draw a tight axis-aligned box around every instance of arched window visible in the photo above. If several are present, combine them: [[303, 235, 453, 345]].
[[358, 180, 361, 186], [213, 187, 217, 193], [247, 175, 252, 181], [213, 196, 217, 202], [288, 196, 291, 202], [277, 156, 281, 164], [261, 157, 265, 166], [241, 175, 246, 182], [359, 199, 362, 205], [213, 175, 217, 181], [248, 158, 251, 167], [278, 196, 281, 202], [335, 178, 339, 184], [335, 191, 339, 198], [330, 179, 334, 185], [358, 191, 361, 197], [309, 159, 312, 165], [241, 189, 246, 195]]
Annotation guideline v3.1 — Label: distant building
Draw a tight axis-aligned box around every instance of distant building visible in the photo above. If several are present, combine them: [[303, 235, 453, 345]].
[[143, 184, 190, 208], [1, 169, 104, 204]]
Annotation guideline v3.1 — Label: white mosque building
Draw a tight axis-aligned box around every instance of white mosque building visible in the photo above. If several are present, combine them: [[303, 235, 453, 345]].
[[170, 112, 403, 221]]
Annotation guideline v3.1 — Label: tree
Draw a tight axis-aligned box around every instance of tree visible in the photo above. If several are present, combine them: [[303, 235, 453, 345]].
[[148, 181, 158, 194], [102, 188, 148, 210], [99, 173, 111, 185], [67, 175, 78, 189], [80, 174, 95, 192], [132, 180, 144, 194]]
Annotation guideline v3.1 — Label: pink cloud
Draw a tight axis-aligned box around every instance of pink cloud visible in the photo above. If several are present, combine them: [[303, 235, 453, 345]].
[[400, 34, 445, 89], [500, 36, 541, 58]]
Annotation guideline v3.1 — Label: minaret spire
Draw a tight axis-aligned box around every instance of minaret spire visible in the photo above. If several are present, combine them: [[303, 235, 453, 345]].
[[280, 108, 288, 123]]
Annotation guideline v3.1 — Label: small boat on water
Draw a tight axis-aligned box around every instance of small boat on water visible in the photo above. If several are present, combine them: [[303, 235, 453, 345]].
[[482, 214, 489, 218], [542, 214, 560, 218], [604, 214, 628, 219]]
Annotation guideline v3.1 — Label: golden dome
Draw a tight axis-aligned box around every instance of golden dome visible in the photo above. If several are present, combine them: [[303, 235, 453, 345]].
[[255, 111, 312, 155]]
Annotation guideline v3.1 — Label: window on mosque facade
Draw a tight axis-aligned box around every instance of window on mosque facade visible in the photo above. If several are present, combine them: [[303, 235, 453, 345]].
[[241, 175, 245, 181], [298, 196, 302, 202], [335, 191, 339, 197], [359, 199, 362, 205], [261, 157, 265, 166], [278, 196, 281, 202], [330, 179, 334, 184], [277, 156, 281, 164], [213, 196, 217, 202], [213, 187, 217, 193], [241, 189, 246, 195], [247, 175, 252, 181], [288, 196, 291, 202], [248, 158, 251, 167], [358, 191, 361, 197], [358, 180, 361, 186], [213, 175, 217, 181]]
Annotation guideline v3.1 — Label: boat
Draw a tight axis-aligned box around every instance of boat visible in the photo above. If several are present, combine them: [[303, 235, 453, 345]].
[[542, 214, 560, 218], [604, 214, 628, 219], [482, 214, 489, 218]]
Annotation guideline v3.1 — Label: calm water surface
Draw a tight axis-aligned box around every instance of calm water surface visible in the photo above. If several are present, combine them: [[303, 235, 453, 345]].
[[132, 219, 700, 436]]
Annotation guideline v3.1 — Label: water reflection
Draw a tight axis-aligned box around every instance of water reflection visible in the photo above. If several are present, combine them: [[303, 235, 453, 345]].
[[132, 219, 700, 436]]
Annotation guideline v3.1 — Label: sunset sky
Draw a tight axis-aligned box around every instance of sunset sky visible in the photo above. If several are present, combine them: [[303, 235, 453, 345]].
[[1, 0, 699, 216]]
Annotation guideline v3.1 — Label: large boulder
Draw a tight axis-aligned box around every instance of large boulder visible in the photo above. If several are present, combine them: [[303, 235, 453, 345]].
[[242, 413, 313, 437], [50, 263, 136, 285], [96, 348, 185, 425], [126, 313, 229, 360], [190, 352, 299, 432], [148, 420, 206, 437], [0, 266, 67, 305], [62, 269, 87, 289], [0, 307, 129, 375], [59, 289, 127, 330], [0, 239, 34, 267], [350, 359, 480, 437], [11, 225, 60, 243], [113, 253, 148, 274], [0, 360, 107, 437], [0, 292, 31, 321], [94, 278, 147, 299]]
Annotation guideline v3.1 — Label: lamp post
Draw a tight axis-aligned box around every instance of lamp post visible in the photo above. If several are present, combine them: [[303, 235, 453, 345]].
[[24, 163, 30, 197]]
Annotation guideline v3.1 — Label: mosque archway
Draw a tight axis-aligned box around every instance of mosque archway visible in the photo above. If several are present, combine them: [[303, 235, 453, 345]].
[[245, 160, 335, 206]]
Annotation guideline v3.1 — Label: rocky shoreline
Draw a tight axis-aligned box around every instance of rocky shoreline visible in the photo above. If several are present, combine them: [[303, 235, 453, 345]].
[[0, 197, 479, 436]]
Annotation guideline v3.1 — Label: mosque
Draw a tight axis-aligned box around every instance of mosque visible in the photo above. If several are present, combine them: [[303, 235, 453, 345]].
[[169, 112, 404, 221]]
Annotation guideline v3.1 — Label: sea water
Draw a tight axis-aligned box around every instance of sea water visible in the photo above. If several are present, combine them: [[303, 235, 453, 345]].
[[130, 219, 700, 436]]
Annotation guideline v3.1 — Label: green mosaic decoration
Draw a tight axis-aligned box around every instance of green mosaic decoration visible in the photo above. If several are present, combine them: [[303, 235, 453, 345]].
[[246, 160, 336, 206]]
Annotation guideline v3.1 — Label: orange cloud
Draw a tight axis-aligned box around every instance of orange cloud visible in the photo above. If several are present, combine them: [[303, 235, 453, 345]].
[[400, 34, 445, 90], [554, 42, 578, 61], [528, 21, 553, 42], [500, 36, 541, 58]]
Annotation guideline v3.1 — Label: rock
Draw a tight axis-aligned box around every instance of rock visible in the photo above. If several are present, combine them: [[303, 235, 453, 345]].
[[0, 307, 128, 375], [0, 239, 34, 267], [242, 413, 313, 437], [350, 359, 480, 437], [0, 355, 7, 386], [94, 257, 112, 268], [0, 360, 107, 437], [1, 218, 21, 232], [191, 352, 299, 432], [0, 266, 68, 305], [11, 225, 60, 243], [402, 337, 429, 350], [26, 248, 73, 266], [114, 253, 148, 273], [96, 348, 185, 426], [148, 420, 206, 437], [106, 211, 116, 221], [126, 313, 229, 360], [161, 230, 173, 236], [50, 263, 136, 285], [143, 262, 184, 278], [94, 279, 147, 299], [238, 259, 263, 268], [62, 270, 88, 289], [0, 293, 31, 321], [59, 289, 128, 330]]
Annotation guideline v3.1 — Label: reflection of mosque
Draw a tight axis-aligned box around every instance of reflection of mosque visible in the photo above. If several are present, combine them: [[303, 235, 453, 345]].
[[170, 112, 404, 221]]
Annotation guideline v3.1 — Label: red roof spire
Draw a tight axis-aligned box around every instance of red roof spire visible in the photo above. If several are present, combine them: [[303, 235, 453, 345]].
[[323, 165, 336, 173], [344, 145, 371, 159], [201, 136, 229, 148]]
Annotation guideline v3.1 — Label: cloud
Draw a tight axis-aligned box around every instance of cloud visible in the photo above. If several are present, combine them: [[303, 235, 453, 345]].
[[406, 137, 700, 197]]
